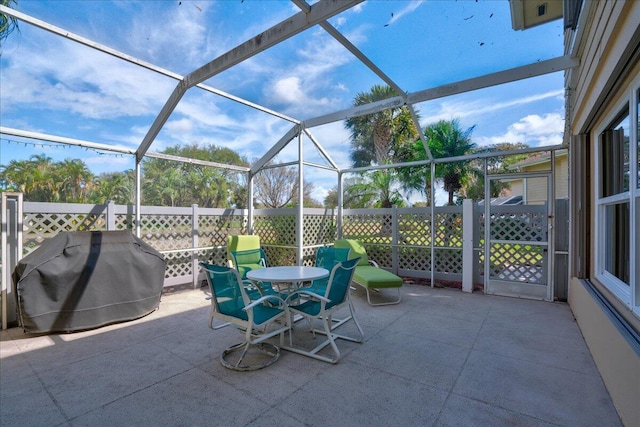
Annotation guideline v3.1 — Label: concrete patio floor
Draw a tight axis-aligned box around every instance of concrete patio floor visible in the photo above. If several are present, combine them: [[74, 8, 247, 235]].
[[1, 284, 622, 426]]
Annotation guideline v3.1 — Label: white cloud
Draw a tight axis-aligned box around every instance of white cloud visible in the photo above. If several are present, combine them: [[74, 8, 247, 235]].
[[386, 0, 425, 26], [125, 1, 216, 69], [1, 37, 174, 120], [418, 89, 564, 125], [259, 27, 365, 117], [475, 113, 564, 147]]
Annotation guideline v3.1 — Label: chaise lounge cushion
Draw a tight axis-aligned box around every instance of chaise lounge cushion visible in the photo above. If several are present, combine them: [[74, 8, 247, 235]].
[[352, 265, 403, 289], [334, 239, 402, 289]]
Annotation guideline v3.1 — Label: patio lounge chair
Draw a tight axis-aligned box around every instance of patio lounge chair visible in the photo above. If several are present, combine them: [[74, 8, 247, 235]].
[[199, 262, 290, 371], [334, 239, 403, 306], [284, 257, 364, 364]]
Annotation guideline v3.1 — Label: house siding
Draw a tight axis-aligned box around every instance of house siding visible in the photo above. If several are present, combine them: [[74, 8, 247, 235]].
[[521, 155, 569, 200], [566, 1, 640, 426]]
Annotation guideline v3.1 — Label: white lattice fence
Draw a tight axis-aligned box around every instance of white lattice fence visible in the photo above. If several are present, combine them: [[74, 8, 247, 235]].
[[487, 206, 548, 284], [433, 207, 464, 281], [22, 203, 109, 256], [253, 209, 296, 266], [12, 201, 564, 294], [344, 207, 464, 281], [198, 210, 247, 247], [398, 210, 431, 274]]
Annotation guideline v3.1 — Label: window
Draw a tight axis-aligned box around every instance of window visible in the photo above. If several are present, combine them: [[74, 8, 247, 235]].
[[596, 85, 639, 314]]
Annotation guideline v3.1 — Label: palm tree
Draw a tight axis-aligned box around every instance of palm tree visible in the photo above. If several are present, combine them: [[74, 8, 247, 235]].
[[345, 85, 418, 207], [399, 119, 476, 206], [27, 154, 57, 201], [345, 85, 418, 167], [92, 171, 135, 204], [58, 159, 94, 202], [0, 0, 19, 48], [426, 120, 476, 205], [460, 142, 531, 201]]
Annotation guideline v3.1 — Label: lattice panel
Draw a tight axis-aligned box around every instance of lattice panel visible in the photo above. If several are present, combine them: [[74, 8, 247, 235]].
[[140, 214, 192, 251], [343, 213, 393, 244], [264, 246, 296, 267], [201, 247, 228, 266], [434, 249, 463, 274], [398, 212, 431, 246], [254, 214, 296, 246], [476, 250, 485, 276], [489, 213, 546, 242], [489, 243, 544, 283], [23, 213, 107, 254], [303, 213, 337, 246], [476, 212, 485, 248], [433, 212, 463, 248], [302, 246, 316, 267], [163, 251, 192, 279], [115, 214, 135, 231], [199, 214, 246, 247], [365, 245, 393, 268], [399, 246, 431, 271]]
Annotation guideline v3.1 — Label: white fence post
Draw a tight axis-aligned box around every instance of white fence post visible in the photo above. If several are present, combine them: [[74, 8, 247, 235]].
[[192, 204, 199, 288], [106, 200, 115, 230], [462, 199, 473, 293]]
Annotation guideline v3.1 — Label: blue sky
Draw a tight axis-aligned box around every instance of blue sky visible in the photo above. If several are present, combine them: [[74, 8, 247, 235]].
[[0, 0, 565, 204]]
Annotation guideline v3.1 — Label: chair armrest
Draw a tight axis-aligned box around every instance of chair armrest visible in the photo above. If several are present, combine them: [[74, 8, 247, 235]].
[[286, 289, 331, 304], [368, 259, 380, 268], [244, 294, 288, 310]]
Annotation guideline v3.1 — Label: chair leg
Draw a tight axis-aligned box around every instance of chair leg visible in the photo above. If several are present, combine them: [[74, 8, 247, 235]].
[[365, 286, 402, 306], [209, 309, 230, 330], [322, 316, 341, 363], [221, 341, 280, 371], [310, 302, 364, 344]]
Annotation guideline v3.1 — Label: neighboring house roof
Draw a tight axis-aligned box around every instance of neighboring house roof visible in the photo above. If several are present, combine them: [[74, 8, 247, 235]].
[[477, 195, 523, 206], [510, 148, 568, 169]]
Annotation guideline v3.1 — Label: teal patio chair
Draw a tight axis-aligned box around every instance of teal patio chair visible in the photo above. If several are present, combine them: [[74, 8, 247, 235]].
[[334, 239, 403, 306], [200, 263, 291, 371], [284, 257, 365, 364], [303, 246, 350, 295]]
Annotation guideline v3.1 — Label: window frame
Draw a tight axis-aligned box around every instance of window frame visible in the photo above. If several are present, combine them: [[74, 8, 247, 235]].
[[594, 80, 639, 316]]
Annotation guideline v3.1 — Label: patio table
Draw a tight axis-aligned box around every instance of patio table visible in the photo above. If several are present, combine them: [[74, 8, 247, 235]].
[[246, 266, 330, 322], [246, 266, 329, 291]]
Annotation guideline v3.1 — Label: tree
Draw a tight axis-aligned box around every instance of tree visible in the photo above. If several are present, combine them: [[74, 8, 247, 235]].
[[345, 85, 418, 167], [92, 170, 135, 205], [0, 155, 99, 202], [2, 154, 56, 201], [142, 143, 249, 208], [253, 161, 320, 208], [57, 159, 94, 202], [323, 173, 406, 210], [0, 0, 19, 48], [428, 120, 477, 205], [460, 142, 531, 201], [345, 85, 418, 208], [398, 119, 476, 206]]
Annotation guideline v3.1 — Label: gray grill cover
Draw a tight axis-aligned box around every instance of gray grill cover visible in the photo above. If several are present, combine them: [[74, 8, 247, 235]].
[[13, 231, 166, 334]]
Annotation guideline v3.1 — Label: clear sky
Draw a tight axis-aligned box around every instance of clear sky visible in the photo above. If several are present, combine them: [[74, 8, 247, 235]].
[[0, 0, 566, 204]]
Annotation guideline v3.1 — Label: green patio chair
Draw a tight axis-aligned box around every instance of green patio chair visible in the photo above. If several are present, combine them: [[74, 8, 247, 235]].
[[199, 262, 291, 371], [230, 247, 288, 300], [334, 239, 403, 306], [284, 257, 365, 364], [227, 234, 261, 267]]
